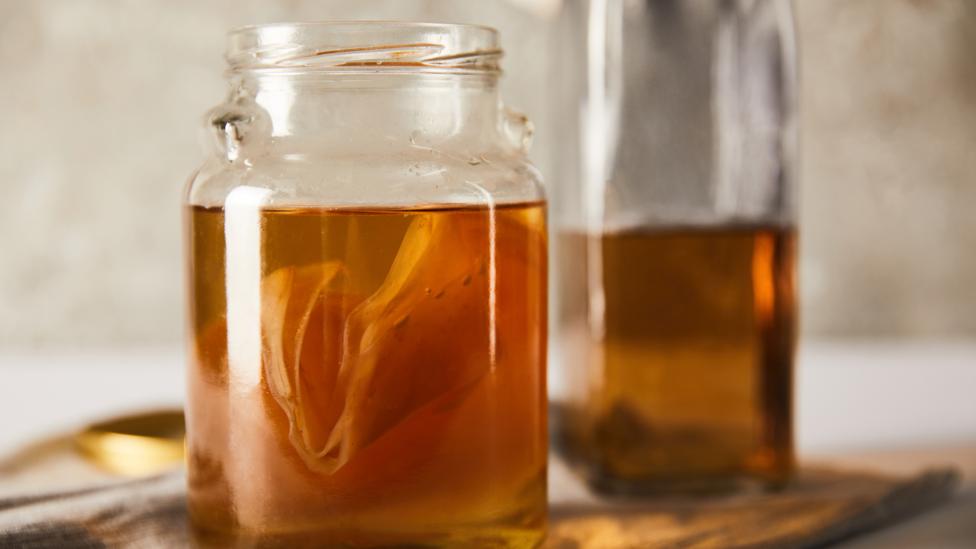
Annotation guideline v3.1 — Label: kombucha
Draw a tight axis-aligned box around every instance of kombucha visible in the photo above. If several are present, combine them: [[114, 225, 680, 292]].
[[555, 226, 795, 493], [186, 201, 547, 547]]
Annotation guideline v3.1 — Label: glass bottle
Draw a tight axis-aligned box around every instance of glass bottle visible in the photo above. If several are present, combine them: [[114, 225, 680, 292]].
[[551, 0, 798, 493], [184, 22, 547, 547]]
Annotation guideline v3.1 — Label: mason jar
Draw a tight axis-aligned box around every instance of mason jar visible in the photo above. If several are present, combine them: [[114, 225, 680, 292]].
[[551, 0, 798, 494], [184, 22, 547, 547]]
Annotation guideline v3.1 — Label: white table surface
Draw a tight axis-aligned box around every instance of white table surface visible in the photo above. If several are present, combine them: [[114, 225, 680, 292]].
[[0, 340, 974, 547], [1, 340, 973, 454]]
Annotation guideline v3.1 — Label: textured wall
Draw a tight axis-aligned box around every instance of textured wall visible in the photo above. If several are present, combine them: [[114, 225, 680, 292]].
[[0, 0, 973, 347], [797, 0, 976, 336], [0, 0, 553, 347]]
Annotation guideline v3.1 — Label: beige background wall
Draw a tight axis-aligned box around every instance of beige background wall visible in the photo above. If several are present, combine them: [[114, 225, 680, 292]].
[[798, 0, 976, 337], [0, 0, 973, 348]]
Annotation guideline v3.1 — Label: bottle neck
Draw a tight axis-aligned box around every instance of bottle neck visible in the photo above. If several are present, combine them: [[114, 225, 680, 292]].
[[227, 73, 504, 153]]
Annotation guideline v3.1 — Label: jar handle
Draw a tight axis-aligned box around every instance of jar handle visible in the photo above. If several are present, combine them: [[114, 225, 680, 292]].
[[502, 106, 534, 154], [205, 101, 269, 162]]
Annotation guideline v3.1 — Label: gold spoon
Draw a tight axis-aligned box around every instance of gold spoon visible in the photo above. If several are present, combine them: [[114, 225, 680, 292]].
[[74, 410, 185, 476]]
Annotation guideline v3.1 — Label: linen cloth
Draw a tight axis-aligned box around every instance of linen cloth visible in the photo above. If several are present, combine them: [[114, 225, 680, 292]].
[[0, 463, 958, 548]]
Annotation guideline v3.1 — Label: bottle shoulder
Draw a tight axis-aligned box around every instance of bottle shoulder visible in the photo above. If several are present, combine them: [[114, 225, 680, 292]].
[[185, 148, 544, 210]]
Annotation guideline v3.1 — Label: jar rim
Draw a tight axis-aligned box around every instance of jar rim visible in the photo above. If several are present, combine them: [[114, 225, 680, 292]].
[[226, 21, 502, 75]]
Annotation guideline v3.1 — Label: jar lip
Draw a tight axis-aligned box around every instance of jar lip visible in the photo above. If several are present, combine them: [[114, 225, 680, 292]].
[[226, 21, 502, 75]]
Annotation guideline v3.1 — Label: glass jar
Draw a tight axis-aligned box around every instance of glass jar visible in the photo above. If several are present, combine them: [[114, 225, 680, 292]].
[[551, 0, 797, 494], [184, 22, 547, 547]]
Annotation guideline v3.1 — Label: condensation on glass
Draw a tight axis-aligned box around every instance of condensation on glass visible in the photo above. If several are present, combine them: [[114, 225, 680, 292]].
[[551, 1, 798, 494], [184, 22, 547, 547]]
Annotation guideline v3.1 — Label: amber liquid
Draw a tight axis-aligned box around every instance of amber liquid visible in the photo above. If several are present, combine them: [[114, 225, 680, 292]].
[[186, 202, 547, 547], [555, 226, 796, 493]]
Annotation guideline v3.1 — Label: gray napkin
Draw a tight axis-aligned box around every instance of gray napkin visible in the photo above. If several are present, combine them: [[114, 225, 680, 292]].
[[0, 473, 186, 548]]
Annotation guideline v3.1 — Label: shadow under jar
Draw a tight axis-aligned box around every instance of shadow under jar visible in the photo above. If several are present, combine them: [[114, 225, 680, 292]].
[[184, 22, 547, 547], [551, 0, 798, 494]]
